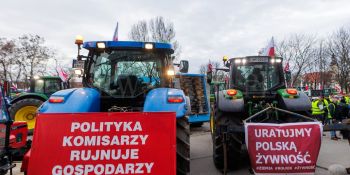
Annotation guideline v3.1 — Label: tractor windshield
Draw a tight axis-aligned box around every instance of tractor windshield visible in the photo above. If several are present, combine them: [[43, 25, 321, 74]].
[[88, 50, 171, 98], [233, 63, 282, 91]]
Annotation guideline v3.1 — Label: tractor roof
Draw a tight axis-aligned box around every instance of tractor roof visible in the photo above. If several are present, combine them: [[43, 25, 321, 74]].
[[230, 56, 283, 61], [83, 41, 174, 53]]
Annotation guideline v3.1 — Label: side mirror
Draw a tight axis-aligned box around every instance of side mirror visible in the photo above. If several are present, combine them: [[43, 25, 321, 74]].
[[225, 62, 231, 68], [285, 71, 291, 82], [207, 72, 212, 84], [179, 60, 189, 73]]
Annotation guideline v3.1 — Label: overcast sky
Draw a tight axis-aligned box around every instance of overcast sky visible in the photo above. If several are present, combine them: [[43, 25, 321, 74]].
[[1, 0, 350, 72]]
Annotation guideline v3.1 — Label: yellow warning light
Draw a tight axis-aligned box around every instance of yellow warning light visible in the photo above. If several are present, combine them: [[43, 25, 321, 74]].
[[75, 35, 84, 45]]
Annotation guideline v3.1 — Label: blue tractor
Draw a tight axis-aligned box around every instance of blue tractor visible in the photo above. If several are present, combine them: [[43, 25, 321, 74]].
[[35, 37, 191, 174]]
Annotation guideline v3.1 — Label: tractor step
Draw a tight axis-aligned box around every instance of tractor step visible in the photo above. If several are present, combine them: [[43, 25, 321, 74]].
[[0, 163, 15, 172]]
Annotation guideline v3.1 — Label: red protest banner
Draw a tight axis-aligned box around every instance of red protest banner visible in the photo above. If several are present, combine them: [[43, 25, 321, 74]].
[[27, 112, 176, 175], [245, 122, 322, 175]]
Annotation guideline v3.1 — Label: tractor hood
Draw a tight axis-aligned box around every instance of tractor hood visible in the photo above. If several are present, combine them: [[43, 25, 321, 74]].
[[50, 88, 78, 98], [38, 88, 100, 113]]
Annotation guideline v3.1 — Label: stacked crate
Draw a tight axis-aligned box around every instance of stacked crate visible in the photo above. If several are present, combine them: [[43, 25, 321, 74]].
[[179, 75, 208, 114]]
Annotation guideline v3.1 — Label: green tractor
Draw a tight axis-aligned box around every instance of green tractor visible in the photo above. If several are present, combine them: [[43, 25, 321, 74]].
[[209, 81, 226, 103], [208, 56, 311, 170], [9, 76, 64, 131], [208, 67, 228, 133]]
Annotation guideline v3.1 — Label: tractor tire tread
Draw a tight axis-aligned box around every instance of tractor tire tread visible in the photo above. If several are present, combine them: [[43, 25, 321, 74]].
[[176, 116, 190, 175]]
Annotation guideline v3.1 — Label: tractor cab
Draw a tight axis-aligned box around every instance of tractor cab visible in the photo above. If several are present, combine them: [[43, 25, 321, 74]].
[[227, 56, 285, 101], [79, 41, 186, 112], [29, 76, 64, 96]]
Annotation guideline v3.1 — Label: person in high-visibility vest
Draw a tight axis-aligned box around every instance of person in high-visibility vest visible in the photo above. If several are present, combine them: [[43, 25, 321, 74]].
[[326, 99, 339, 140], [344, 94, 350, 104], [344, 94, 350, 118], [311, 96, 325, 123], [323, 97, 330, 125]]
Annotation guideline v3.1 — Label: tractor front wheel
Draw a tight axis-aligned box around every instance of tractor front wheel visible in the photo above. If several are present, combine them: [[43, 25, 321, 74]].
[[176, 116, 190, 175], [212, 108, 243, 170], [9, 98, 43, 133]]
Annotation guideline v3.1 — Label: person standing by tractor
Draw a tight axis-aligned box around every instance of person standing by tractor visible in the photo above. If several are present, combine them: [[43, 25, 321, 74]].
[[337, 96, 350, 140], [326, 98, 339, 140], [344, 94, 350, 105], [311, 96, 325, 123], [345, 94, 350, 118], [322, 96, 330, 124]]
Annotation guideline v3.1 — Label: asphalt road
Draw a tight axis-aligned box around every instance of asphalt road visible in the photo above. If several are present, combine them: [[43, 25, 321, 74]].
[[7, 122, 350, 175]]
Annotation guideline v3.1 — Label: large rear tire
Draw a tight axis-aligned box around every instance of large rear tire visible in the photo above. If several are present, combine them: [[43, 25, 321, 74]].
[[212, 108, 243, 170], [176, 116, 190, 175], [9, 98, 43, 132]]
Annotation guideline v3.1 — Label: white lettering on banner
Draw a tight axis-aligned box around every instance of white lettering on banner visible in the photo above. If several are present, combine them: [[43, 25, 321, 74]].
[[69, 149, 139, 161], [70, 122, 143, 132], [51, 163, 154, 175], [254, 128, 312, 138], [50, 121, 158, 174], [256, 141, 297, 152], [62, 135, 149, 146], [255, 152, 312, 164], [246, 123, 322, 174]]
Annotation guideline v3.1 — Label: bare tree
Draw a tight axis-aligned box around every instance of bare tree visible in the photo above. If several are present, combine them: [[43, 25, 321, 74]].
[[129, 20, 149, 42], [314, 39, 331, 88], [328, 27, 350, 93], [129, 16, 181, 59], [199, 64, 207, 74], [16, 34, 54, 79], [199, 61, 227, 81], [199, 61, 220, 73], [276, 34, 317, 86], [0, 38, 16, 81]]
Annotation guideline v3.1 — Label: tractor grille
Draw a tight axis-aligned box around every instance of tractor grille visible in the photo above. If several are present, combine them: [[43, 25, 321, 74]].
[[179, 76, 208, 114]]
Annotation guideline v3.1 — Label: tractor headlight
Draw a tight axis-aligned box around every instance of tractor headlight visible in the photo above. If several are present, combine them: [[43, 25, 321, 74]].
[[270, 58, 276, 63], [276, 59, 282, 63], [145, 43, 154, 50], [234, 59, 241, 64], [167, 69, 175, 76], [74, 69, 82, 76], [242, 59, 247, 64], [97, 42, 106, 49]]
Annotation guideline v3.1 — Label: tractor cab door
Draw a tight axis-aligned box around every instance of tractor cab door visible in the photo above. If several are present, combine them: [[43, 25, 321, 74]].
[[0, 88, 8, 156], [0, 86, 11, 169], [0, 86, 21, 174]]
